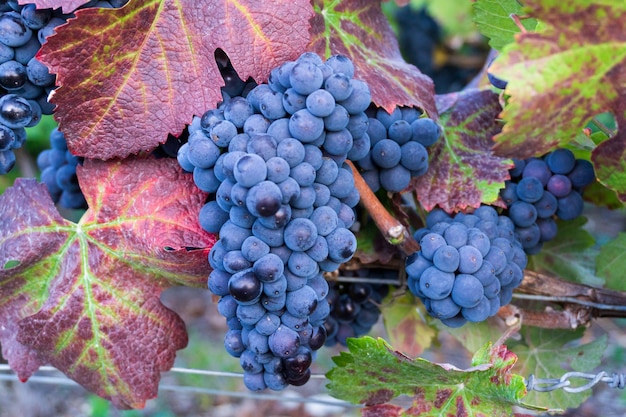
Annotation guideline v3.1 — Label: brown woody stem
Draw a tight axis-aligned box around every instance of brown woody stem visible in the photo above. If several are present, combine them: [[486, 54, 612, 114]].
[[493, 270, 626, 329], [346, 160, 419, 256]]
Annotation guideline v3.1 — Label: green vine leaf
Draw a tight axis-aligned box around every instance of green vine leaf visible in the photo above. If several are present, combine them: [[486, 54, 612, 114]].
[[472, 0, 538, 51], [309, 0, 437, 117], [527, 217, 603, 287], [0, 157, 215, 409], [40, 0, 313, 160], [491, 0, 626, 160], [510, 327, 608, 411], [438, 320, 509, 356], [597, 232, 626, 291], [581, 181, 624, 211], [327, 336, 547, 416], [413, 88, 512, 213]]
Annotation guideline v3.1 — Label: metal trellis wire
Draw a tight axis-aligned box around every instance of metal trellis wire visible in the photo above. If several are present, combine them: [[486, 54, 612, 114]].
[[0, 364, 359, 408], [525, 371, 626, 393], [512, 293, 626, 313], [2, 364, 625, 403]]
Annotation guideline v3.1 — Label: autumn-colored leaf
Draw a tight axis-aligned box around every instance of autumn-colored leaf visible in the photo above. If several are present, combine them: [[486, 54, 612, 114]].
[[491, 0, 626, 160], [591, 128, 626, 202], [40, 0, 313, 160], [380, 292, 436, 358], [18, 0, 90, 14], [309, 0, 437, 117], [413, 88, 511, 213], [327, 336, 547, 416], [0, 157, 215, 409]]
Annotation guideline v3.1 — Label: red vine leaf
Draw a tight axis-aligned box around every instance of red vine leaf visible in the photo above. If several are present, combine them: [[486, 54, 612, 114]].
[[0, 157, 215, 409], [413, 88, 511, 213], [39, 0, 313, 160], [308, 0, 437, 117], [18, 0, 90, 13], [490, 0, 626, 159]]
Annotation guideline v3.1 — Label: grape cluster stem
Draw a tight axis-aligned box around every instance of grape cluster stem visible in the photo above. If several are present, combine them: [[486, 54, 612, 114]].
[[346, 160, 419, 255]]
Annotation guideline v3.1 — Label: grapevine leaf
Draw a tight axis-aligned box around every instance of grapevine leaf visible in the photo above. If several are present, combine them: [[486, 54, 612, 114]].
[[380, 292, 436, 358], [597, 232, 626, 291], [472, 0, 538, 51], [327, 336, 546, 416], [309, 0, 437, 117], [413, 88, 511, 213], [527, 217, 603, 287], [581, 180, 624, 210], [491, 0, 626, 160], [438, 320, 509, 355], [18, 0, 90, 14], [591, 127, 626, 202], [566, 130, 624, 208], [510, 327, 607, 411], [0, 157, 215, 409], [40, 0, 313, 160]]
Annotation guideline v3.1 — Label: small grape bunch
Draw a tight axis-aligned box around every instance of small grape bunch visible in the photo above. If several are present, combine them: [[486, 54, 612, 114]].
[[351, 105, 441, 193], [405, 205, 527, 328], [324, 268, 393, 346], [500, 148, 596, 254], [37, 127, 87, 209]]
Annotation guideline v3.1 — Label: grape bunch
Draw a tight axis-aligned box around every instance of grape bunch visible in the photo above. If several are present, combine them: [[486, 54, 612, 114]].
[[178, 51, 369, 390], [351, 105, 441, 193], [0, 1, 128, 174], [36, 127, 86, 209], [405, 205, 527, 328], [500, 148, 596, 254], [324, 268, 392, 347]]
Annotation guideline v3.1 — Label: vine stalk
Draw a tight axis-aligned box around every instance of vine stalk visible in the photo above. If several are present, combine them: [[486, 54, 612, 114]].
[[347, 160, 419, 255]]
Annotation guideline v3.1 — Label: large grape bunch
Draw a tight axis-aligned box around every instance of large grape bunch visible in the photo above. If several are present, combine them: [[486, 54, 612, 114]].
[[351, 105, 441, 193], [499, 148, 596, 254], [177, 51, 381, 391], [405, 205, 528, 328], [0, 1, 128, 174], [324, 268, 393, 347]]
